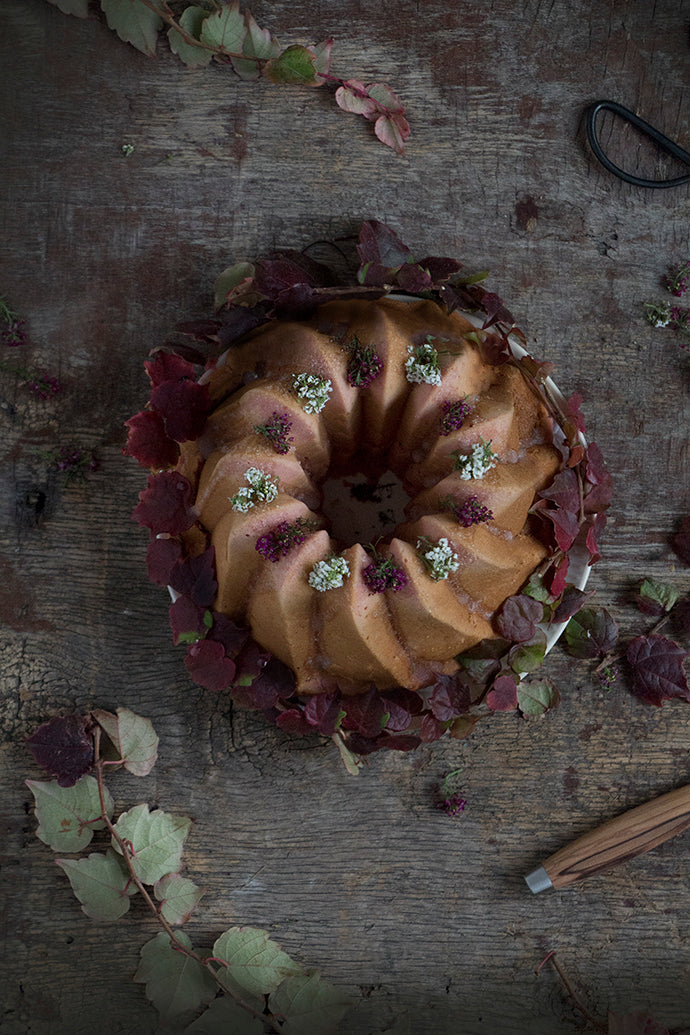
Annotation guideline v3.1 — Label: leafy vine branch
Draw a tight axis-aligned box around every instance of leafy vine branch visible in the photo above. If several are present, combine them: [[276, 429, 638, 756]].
[[45, 0, 410, 154], [26, 709, 352, 1032]]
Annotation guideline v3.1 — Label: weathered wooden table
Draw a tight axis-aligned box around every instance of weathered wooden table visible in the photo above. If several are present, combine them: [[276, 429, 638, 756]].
[[2, 2, 689, 1032]]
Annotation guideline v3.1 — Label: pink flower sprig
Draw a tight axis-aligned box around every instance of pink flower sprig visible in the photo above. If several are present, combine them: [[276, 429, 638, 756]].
[[346, 335, 383, 388], [362, 554, 408, 594], [255, 518, 314, 562], [437, 794, 467, 817], [436, 768, 467, 818], [440, 398, 471, 435], [441, 494, 493, 527], [27, 372, 63, 399], [664, 260, 690, 298], [254, 411, 294, 454], [49, 446, 100, 481]]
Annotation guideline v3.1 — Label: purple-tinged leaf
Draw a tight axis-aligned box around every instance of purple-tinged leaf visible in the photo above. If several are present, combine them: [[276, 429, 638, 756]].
[[374, 112, 410, 155], [378, 688, 424, 731], [357, 220, 411, 273], [335, 80, 378, 119], [232, 654, 293, 710], [123, 410, 180, 470], [427, 678, 471, 720], [26, 715, 94, 787], [416, 256, 463, 283], [607, 1009, 670, 1035], [132, 472, 196, 535], [303, 691, 345, 736], [626, 634, 690, 707], [419, 712, 447, 742], [276, 709, 313, 736], [342, 686, 390, 738], [184, 639, 236, 692], [538, 468, 580, 512], [637, 578, 681, 616], [583, 441, 613, 513], [144, 352, 196, 387], [551, 585, 594, 623], [395, 262, 433, 294], [672, 516, 690, 566], [456, 637, 511, 686], [168, 547, 218, 608], [509, 634, 547, 674], [496, 594, 544, 643], [486, 675, 518, 712], [146, 536, 183, 586], [150, 380, 211, 443], [207, 612, 249, 658], [564, 607, 618, 660], [169, 596, 208, 645]]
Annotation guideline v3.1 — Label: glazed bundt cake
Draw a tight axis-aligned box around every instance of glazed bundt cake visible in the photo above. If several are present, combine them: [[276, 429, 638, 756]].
[[182, 297, 562, 695]]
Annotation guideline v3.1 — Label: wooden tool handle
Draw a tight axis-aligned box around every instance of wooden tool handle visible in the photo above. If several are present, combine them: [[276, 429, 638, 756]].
[[542, 784, 690, 890]]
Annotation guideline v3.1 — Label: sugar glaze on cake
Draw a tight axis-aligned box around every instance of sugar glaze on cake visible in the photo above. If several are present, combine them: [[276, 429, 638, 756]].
[[186, 297, 563, 696]]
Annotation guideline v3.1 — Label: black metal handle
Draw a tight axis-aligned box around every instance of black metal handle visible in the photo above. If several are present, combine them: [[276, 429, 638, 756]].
[[586, 99, 690, 188]]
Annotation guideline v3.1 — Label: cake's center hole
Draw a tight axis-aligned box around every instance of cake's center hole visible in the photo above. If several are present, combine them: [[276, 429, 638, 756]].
[[319, 468, 411, 549]]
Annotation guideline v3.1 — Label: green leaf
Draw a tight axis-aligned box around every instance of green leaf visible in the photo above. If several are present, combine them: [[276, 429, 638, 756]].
[[213, 261, 256, 309], [155, 874, 204, 925], [509, 633, 547, 674], [93, 707, 159, 776], [268, 971, 352, 1034], [112, 803, 192, 885], [168, 7, 214, 68], [639, 578, 681, 613], [27, 775, 114, 853], [45, 0, 90, 16], [264, 45, 320, 86], [135, 931, 217, 1022], [185, 995, 265, 1034], [101, 0, 164, 57], [56, 849, 136, 921], [517, 678, 561, 717], [230, 9, 281, 81], [199, 1, 245, 55], [311, 38, 333, 77], [213, 926, 304, 998]]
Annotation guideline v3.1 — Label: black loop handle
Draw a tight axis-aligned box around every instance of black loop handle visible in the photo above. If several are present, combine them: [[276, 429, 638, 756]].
[[586, 99, 690, 188]]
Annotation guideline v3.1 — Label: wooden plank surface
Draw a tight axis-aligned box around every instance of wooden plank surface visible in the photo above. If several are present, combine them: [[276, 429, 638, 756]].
[[1, 1, 689, 1032]]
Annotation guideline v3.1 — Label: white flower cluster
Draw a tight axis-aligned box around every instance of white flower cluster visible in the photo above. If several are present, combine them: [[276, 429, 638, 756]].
[[405, 339, 442, 385], [454, 439, 498, 480], [293, 372, 332, 414], [417, 537, 460, 582], [230, 467, 279, 512], [308, 555, 350, 591]]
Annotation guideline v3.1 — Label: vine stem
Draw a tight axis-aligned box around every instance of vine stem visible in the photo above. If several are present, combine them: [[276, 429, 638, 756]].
[[537, 951, 607, 1033], [91, 727, 283, 1034]]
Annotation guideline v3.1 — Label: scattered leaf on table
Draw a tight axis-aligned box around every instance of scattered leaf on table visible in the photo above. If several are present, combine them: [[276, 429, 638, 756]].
[[56, 849, 136, 921], [268, 970, 352, 1034], [626, 634, 690, 706], [517, 678, 561, 717], [135, 931, 217, 1022], [112, 803, 191, 885], [25, 714, 94, 787], [92, 707, 159, 776], [155, 873, 204, 925], [27, 775, 113, 853], [564, 606, 618, 659]]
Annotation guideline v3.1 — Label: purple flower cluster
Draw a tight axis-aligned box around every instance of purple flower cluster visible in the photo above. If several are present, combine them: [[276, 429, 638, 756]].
[[254, 411, 294, 454], [52, 446, 100, 479], [440, 398, 471, 435], [664, 260, 690, 298], [27, 373, 63, 399], [255, 518, 313, 562], [346, 337, 383, 387], [437, 794, 467, 817], [1, 318, 27, 348], [443, 494, 493, 527], [362, 556, 408, 594]]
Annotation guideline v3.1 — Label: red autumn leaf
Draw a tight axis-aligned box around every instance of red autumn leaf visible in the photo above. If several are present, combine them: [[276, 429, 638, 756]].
[[146, 536, 183, 586], [584, 511, 607, 564], [207, 612, 249, 658], [144, 351, 196, 387], [546, 554, 569, 598], [123, 410, 180, 469], [551, 585, 594, 623], [486, 675, 519, 712], [275, 708, 313, 736], [583, 441, 613, 513], [184, 639, 236, 693], [419, 712, 447, 742], [416, 256, 463, 282], [626, 634, 690, 707], [233, 655, 294, 710], [131, 472, 196, 535], [479, 291, 515, 328], [357, 220, 411, 274], [496, 594, 544, 643], [672, 516, 690, 566], [565, 392, 587, 434], [427, 678, 471, 720], [25, 714, 94, 787], [395, 262, 433, 294], [150, 379, 211, 442], [378, 688, 424, 732]]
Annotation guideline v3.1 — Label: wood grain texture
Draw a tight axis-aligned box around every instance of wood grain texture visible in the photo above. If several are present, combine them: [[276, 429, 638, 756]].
[[1, 1, 689, 1032]]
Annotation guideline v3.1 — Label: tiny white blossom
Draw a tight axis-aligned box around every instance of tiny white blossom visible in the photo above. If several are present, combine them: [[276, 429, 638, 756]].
[[417, 537, 460, 582], [454, 439, 498, 480], [293, 372, 332, 414], [308, 555, 350, 591], [405, 339, 442, 385], [230, 468, 279, 511]]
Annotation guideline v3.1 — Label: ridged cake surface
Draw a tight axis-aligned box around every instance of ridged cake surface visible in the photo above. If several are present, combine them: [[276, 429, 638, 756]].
[[191, 298, 562, 695]]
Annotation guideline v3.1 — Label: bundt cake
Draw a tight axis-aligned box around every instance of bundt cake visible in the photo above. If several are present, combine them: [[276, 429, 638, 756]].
[[127, 221, 610, 755], [182, 296, 563, 695]]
